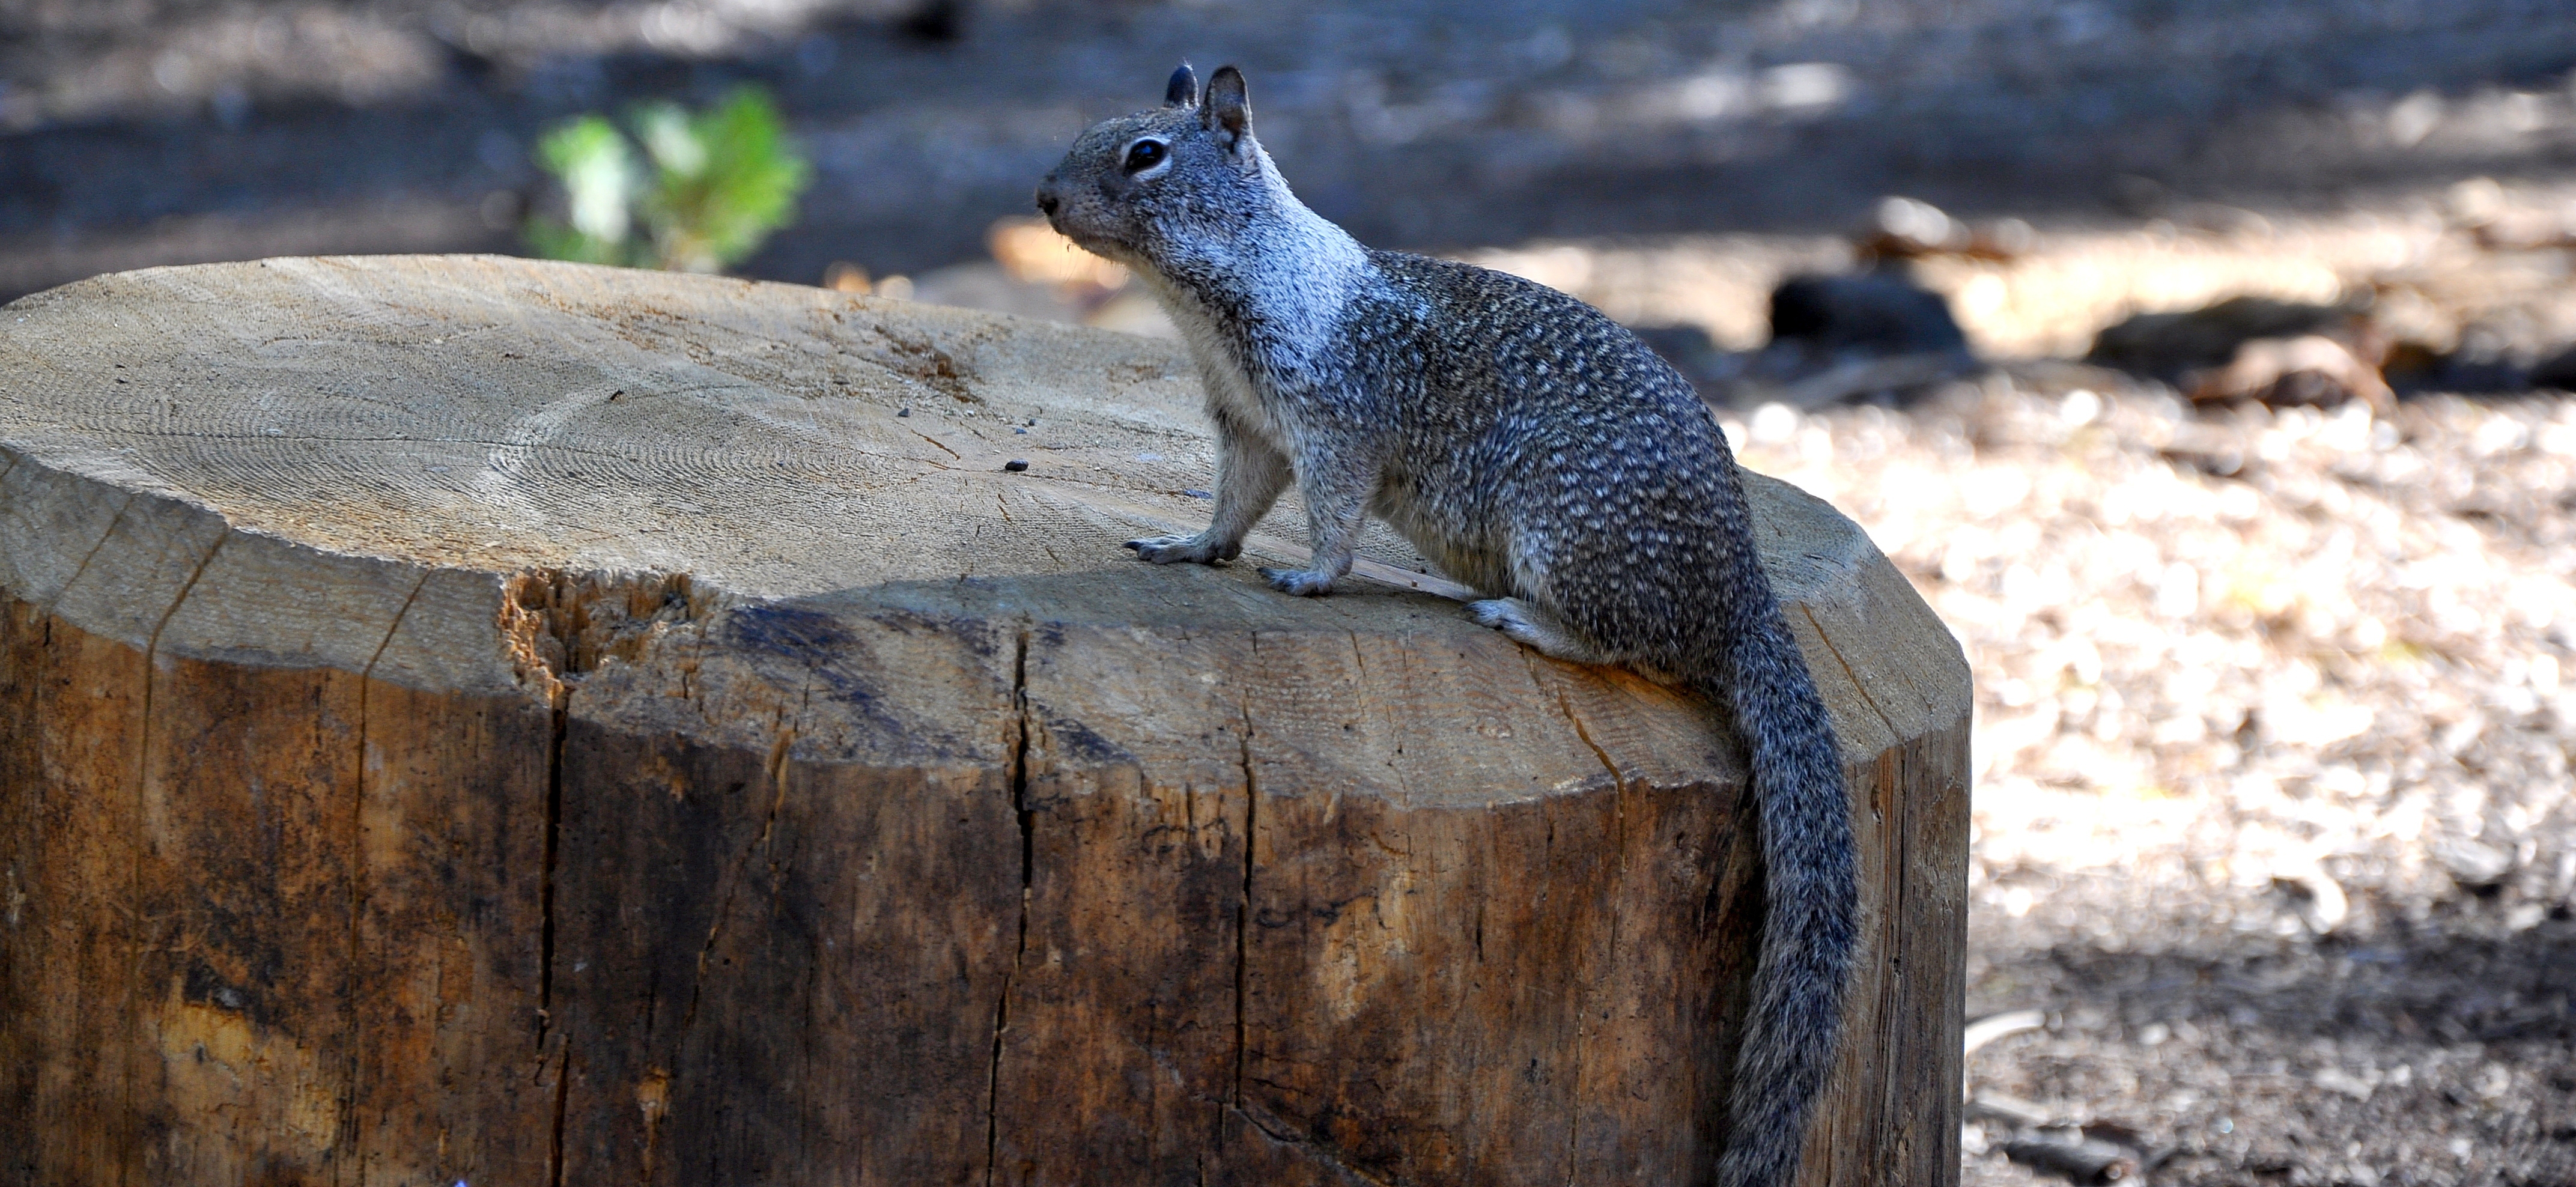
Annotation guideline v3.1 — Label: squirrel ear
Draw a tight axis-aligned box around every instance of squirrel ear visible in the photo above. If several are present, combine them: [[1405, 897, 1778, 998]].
[[1164, 62, 1198, 108], [1202, 65, 1251, 149]]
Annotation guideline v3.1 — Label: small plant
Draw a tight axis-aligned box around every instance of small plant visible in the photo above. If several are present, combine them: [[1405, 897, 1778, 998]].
[[525, 87, 812, 274]]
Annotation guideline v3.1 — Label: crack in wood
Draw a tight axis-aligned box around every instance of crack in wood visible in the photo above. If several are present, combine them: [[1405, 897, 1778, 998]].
[[547, 1040, 571, 1187], [1232, 633, 1260, 1123], [1547, 677, 1632, 1186], [983, 624, 1034, 1187], [678, 709, 798, 1034], [907, 428, 962, 461], [347, 568, 431, 1162], [124, 523, 227, 1187], [1799, 603, 1900, 741], [1231, 1104, 1397, 1187], [38, 491, 135, 618], [538, 699, 567, 1044]]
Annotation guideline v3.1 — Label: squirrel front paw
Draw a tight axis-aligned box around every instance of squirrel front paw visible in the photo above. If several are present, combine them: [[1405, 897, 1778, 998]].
[[1125, 533, 1238, 565], [1258, 566, 1335, 597]]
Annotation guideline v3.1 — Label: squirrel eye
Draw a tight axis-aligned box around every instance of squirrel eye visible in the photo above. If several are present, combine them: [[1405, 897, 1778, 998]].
[[1123, 139, 1168, 173]]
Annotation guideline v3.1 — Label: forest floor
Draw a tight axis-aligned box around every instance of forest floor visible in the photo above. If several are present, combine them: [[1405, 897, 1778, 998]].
[[1764, 377, 2576, 1187], [1698, 200, 2576, 1186]]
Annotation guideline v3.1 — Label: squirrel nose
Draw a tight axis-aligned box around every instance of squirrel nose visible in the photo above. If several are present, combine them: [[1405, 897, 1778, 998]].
[[1034, 184, 1062, 218]]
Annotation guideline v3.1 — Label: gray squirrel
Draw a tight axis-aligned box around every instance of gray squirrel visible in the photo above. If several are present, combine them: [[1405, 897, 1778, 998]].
[[1037, 64, 1858, 1187]]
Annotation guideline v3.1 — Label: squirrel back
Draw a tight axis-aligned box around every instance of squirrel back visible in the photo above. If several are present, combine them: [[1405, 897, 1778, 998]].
[[1039, 64, 1859, 1187]]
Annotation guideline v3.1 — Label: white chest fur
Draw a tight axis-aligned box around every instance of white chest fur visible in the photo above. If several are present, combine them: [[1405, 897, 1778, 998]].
[[1131, 186, 1377, 454], [1146, 275, 1281, 448]]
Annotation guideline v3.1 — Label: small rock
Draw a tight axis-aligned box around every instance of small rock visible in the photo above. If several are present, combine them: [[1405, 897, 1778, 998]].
[[2530, 344, 2576, 392], [2002, 1132, 2137, 1183], [1725, 273, 1977, 408], [1861, 196, 2032, 262], [2435, 837, 2515, 888], [2272, 868, 2351, 935], [2471, 207, 2576, 250], [897, 407, 912, 417], [1003, 459, 1029, 472], [2381, 341, 2529, 395], [1867, 195, 1968, 256], [1969, 1090, 2058, 1129], [2312, 1067, 2378, 1100], [2190, 335, 2392, 412], [2246, 1150, 2306, 1177], [2086, 297, 2377, 387], [1770, 272, 1970, 356], [2446, 177, 2507, 226], [1963, 1009, 2049, 1056]]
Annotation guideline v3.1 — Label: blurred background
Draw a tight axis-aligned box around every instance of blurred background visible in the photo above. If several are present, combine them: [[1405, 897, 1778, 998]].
[[7, 0, 2574, 1181]]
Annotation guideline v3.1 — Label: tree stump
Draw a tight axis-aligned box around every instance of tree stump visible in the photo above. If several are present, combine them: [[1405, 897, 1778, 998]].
[[0, 257, 1969, 1186]]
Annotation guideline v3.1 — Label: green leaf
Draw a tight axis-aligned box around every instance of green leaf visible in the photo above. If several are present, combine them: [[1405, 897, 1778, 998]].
[[636, 87, 812, 273], [525, 87, 809, 275], [534, 115, 636, 245]]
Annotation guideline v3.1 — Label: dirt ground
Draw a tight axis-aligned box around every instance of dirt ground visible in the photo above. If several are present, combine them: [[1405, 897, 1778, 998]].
[[1760, 378, 2576, 1187]]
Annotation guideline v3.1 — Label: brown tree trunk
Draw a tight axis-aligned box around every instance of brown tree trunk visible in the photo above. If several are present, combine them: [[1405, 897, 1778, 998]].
[[0, 256, 1969, 1186]]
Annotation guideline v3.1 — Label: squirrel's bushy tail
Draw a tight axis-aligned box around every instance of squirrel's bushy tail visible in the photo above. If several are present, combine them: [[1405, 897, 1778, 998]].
[[1692, 571, 1859, 1187]]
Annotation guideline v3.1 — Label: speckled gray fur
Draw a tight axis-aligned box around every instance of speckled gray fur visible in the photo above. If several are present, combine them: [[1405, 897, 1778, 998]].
[[1039, 65, 1858, 1187]]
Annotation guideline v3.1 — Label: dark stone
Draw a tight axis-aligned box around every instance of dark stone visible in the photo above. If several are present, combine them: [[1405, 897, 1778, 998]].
[[2085, 297, 2354, 385], [2383, 341, 2529, 396], [896, 0, 967, 43], [2530, 344, 2576, 392], [1769, 272, 1969, 356]]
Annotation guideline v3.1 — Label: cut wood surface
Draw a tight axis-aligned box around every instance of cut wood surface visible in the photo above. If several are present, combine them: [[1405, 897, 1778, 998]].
[[0, 255, 1970, 1186]]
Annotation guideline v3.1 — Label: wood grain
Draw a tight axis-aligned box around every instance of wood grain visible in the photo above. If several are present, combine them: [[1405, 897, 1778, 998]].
[[0, 256, 1969, 1186]]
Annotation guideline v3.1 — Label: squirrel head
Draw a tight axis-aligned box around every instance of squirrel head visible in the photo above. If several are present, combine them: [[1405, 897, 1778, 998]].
[[1036, 63, 1277, 274]]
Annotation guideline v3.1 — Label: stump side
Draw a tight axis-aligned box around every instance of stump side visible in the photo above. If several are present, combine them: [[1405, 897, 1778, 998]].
[[0, 257, 1968, 1186]]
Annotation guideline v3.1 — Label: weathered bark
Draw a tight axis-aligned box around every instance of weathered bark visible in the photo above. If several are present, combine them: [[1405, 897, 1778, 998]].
[[0, 256, 1969, 1186]]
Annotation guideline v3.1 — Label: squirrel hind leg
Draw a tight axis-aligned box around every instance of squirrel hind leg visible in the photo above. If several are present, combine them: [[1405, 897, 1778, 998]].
[[1470, 598, 1612, 665], [1470, 598, 1684, 684]]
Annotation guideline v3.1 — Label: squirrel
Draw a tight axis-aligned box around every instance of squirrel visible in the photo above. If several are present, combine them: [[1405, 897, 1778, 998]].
[[1037, 64, 1858, 1187]]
